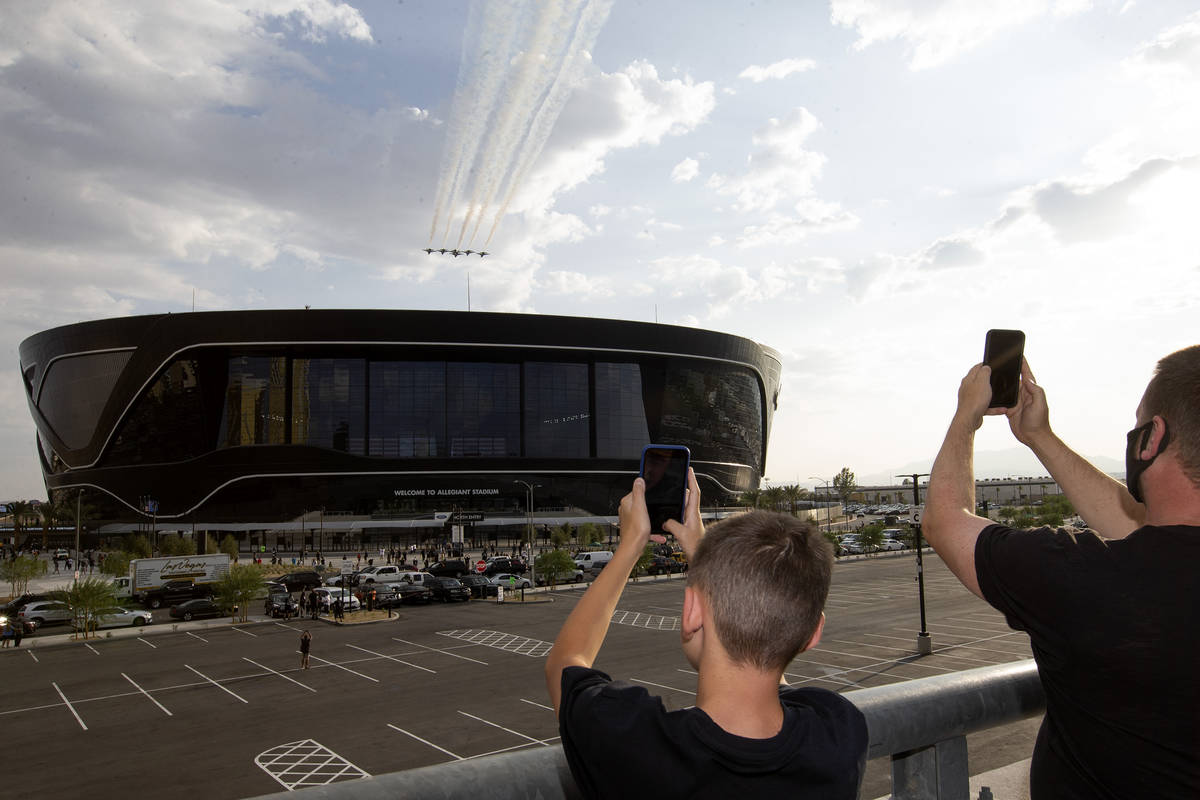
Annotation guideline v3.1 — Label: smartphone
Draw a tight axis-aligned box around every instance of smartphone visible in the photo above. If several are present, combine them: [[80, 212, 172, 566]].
[[640, 444, 691, 534], [983, 329, 1025, 408]]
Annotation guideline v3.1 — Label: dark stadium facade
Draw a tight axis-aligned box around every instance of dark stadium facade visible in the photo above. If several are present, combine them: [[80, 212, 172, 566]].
[[19, 310, 781, 539]]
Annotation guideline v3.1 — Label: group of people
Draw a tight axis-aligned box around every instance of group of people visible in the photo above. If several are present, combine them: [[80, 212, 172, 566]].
[[546, 345, 1199, 799], [0, 620, 25, 648]]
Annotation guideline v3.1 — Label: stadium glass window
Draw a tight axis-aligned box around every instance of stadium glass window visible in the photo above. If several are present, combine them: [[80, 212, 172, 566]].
[[368, 361, 446, 457], [108, 359, 209, 465], [447, 362, 519, 457], [524, 362, 589, 458], [36, 350, 133, 450], [659, 362, 764, 472], [218, 356, 287, 447], [292, 358, 366, 455], [594, 362, 650, 459]]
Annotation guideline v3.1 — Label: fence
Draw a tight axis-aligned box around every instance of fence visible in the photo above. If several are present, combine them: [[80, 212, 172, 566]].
[[250, 659, 1045, 800]]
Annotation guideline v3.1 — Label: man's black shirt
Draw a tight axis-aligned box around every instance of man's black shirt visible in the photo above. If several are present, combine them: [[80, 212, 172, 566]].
[[559, 666, 867, 799]]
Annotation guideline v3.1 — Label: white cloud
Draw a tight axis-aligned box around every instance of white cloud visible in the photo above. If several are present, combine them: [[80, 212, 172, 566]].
[[830, 0, 1092, 70], [671, 157, 700, 182], [735, 199, 859, 248], [539, 270, 614, 299], [738, 58, 817, 83], [707, 108, 825, 213]]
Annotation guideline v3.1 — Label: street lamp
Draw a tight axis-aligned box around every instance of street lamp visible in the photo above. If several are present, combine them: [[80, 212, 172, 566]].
[[808, 477, 832, 533], [513, 480, 541, 588], [897, 472, 932, 656]]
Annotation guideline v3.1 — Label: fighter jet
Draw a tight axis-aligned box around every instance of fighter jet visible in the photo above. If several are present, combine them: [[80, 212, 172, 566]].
[[450, 249, 463, 257], [437, 248, 449, 255], [476, 251, 488, 258], [463, 250, 475, 255], [423, 248, 434, 254]]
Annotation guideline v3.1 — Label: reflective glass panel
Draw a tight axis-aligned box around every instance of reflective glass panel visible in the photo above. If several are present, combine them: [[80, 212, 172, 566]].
[[218, 356, 287, 447], [292, 358, 366, 454], [447, 362, 519, 457], [109, 359, 208, 464], [368, 361, 446, 457], [595, 362, 650, 459], [659, 362, 763, 471], [524, 362, 589, 458], [37, 350, 133, 449]]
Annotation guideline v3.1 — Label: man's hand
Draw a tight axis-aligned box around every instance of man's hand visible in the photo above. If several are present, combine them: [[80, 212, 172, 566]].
[[663, 468, 703, 561], [955, 363, 1004, 430], [1005, 359, 1051, 446], [617, 478, 665, 556]]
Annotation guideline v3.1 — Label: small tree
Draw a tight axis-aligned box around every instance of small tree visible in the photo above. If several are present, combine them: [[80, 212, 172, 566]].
[[1, 554, 48, 597], [213, 563, 266, 623], [550, 526, 570, 548], [1037, 494, 1074, 527], [534, 549, 577, 589], [576, 522, 598, 546], [220, 534, 240, 560], [832, 467, 858, 504], [101, 551, 133, 578], [858, 522, 885, 553], [51, 577, 121, 639], [123, 534, 153, 559], [157, 534, 195, 556], [632, 544, 655, 579]]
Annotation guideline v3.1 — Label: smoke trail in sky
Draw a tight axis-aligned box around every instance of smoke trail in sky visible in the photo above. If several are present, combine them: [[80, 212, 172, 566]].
[[429, 0, 613, 252]]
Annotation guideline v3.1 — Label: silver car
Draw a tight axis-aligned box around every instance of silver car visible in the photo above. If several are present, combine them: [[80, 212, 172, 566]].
[[18, 600, 73, 628], [488, 573, 532, 589], [79, 608, 154, 630]]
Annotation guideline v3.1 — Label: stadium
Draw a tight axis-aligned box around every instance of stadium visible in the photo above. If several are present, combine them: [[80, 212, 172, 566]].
[[19, 310, 780, 547]]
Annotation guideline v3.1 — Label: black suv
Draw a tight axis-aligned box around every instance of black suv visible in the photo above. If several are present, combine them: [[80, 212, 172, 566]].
[[427, 560, 471, 578], [428, 577, 471, 602], [270, 571, 323, 592], [143, 580, 212, 609], [483, 557, 526, 576], [264, 592, 299, 618]]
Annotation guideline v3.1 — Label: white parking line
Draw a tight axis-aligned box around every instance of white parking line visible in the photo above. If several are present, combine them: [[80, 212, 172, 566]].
[[345, 643, 436, 674], [137, 637, 157, 649], [187, 632, 208, 643], [392, 637, 488, 665], [122, 672, 172, 716], [244, 657, 317, 692], [231, 626, 258, 637], [27, 650, 39, 663], [307, 653, 379, 683], [84, 643, 99, 655], [630, 677, 696, 696], [185, 664, 248, 704], [387, 723, 463, 760], [457, 711, 546, 745], [52, 682, 87, 731], [520, 698, 554, 712]]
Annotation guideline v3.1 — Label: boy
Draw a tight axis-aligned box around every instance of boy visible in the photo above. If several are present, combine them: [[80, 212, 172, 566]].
[[546, 469, 867, 799]]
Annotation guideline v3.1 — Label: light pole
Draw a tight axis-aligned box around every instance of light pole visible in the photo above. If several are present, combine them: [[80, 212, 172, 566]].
[[513, 480, 540, 587], [808, 477, 832, 533], [897, 472, 932, 656]]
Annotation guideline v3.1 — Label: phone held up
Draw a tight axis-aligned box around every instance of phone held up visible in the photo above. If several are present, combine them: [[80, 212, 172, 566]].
[[639, 444, 691, 534], [983, 329, 1025, 409]]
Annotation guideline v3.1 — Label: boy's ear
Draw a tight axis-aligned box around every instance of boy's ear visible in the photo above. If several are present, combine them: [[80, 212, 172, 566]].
[[800, 612, 825, 653], [682, 585, 704, 637]]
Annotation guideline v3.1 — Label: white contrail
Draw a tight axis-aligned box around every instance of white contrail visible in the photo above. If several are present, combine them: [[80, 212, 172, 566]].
[[430, 0, 524, 245], [456, 0, 570, 248], [483, 0, 613, 246]]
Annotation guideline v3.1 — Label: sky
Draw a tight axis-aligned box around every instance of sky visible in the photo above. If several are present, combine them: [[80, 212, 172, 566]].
[[2, 0, 1199, 501]]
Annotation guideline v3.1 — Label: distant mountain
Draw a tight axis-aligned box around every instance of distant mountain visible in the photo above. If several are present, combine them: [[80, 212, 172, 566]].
[[860, 447, 1124, 486]]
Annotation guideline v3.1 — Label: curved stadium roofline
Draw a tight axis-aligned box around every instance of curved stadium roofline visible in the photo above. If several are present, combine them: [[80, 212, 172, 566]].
[[20, 310, 781, 527]]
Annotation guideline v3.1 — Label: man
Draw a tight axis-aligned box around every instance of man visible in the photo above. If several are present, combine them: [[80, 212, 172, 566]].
[[545, 469, 867, 799], [924, 351, 1200, 799]]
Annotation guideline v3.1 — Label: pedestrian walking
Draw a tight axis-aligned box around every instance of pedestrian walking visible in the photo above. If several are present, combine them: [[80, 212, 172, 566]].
[[309, 592, 319, 619], [300, 630, 311, 669]]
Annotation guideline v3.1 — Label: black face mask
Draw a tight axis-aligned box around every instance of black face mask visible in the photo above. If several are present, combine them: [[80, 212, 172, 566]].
[[1125, 419, 1170, 504]]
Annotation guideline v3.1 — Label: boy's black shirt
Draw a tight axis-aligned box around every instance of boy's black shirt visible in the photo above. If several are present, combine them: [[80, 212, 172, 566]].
[[559, 666, 867, 799]]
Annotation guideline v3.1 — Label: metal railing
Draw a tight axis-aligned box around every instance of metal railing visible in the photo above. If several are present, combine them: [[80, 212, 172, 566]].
[[249, 660, 1044, 800]]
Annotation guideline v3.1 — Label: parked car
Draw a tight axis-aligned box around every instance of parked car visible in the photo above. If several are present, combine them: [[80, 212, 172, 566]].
[[483, 557, 525, 576], [458, 574, 494, 598], [488, 573, 532, 590], [427, 559, 472, 578], [1, 592, 50, 617], [169, 598, 223, 621], [142, 579, 213, 609], [353, 565, 412, 585], [535, 568, 584, 586], [270, 571, 323, 592], [76, 608, 153, 630], [428, 577, 471, 602], [265, 592, 300, 618], [394, 582, 433, 605], [646, 556, 683, 575], [18, 600, 73, 628], [878, 540, 904, 551], [312, 587, 362, 612]]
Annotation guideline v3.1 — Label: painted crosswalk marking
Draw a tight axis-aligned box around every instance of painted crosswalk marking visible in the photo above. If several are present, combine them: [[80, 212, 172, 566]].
[[437, 629, 553, 657], [255, 740, 368, 790]]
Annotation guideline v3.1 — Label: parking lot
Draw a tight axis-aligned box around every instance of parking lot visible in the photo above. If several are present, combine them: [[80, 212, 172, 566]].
[[2, 553, 1036, 798]]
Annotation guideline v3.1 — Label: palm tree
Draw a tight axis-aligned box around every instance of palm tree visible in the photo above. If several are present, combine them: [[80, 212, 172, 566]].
[[51, 577, 121, 639], [7, 500, 32, 548], [737, 488, 764, 509], [783, 484, 809, 516], [40, 500, 61, 551], [763, 486, 787, 512]]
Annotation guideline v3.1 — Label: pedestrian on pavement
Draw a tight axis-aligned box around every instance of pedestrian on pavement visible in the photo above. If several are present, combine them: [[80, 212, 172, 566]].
[[13, 621, 23, 648], [300, 630, 312, 669], [309, 592, 319, 619]]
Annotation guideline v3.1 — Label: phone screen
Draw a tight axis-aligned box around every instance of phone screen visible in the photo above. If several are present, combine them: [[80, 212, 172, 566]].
[[640, 445, 690, 534], [983, 329, 1025, 408]]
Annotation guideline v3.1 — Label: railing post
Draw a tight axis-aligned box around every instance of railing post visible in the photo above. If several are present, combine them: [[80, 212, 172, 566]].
[[891, 736, 968, 799]]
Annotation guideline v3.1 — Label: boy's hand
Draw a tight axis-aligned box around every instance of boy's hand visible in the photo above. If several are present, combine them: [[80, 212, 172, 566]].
[[617, 478, 665, 554], [663, 468, 703, 561]]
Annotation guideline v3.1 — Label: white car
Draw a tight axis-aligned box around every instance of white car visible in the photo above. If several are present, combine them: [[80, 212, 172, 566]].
[[488, 573, 532, 589], [312, 588, 362, 612], [355, 565, 410, 584], [77, 608, 153, 630], [878, 540, 904, 551]]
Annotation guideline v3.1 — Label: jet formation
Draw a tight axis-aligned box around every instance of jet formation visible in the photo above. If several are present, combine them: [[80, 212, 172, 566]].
[[423, 248, 487, 257]]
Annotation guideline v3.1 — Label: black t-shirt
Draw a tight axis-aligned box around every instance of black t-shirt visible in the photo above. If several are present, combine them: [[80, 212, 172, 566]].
[[975, 523, 1200, 799], [558, 666, 867, 800]]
